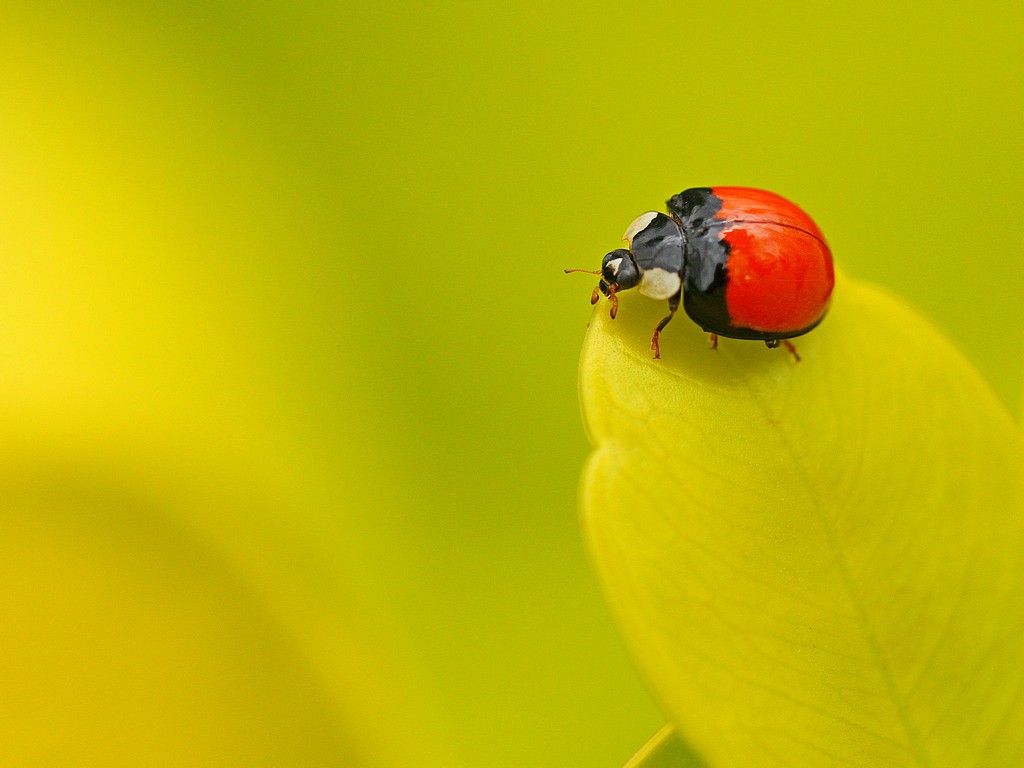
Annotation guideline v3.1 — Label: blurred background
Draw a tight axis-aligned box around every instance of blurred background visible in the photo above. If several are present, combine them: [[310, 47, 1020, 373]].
[[1, 2, 1020, 766]]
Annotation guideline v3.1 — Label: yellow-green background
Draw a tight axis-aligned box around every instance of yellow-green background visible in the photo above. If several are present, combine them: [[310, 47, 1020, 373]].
[[1, 2, 1020, 766]]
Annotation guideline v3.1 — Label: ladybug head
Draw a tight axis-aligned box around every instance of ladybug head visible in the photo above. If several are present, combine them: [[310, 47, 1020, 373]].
[[564, 209, 677, 319], [598, 249, 639, 296], [564, 248, 640, 319]]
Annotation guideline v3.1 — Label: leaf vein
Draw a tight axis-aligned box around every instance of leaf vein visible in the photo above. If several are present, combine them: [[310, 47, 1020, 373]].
[[722, 348, 934, 768]]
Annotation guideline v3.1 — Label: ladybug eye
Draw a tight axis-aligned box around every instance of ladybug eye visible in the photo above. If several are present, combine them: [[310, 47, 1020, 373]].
[[623, 211, 660, 245]]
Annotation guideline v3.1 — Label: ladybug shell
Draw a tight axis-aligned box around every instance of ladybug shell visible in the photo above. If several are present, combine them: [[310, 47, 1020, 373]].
[[668, 187, 834, 341]]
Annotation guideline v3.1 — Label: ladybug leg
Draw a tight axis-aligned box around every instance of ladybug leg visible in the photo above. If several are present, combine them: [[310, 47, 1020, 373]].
[[708, 333, 718, 351], [650, 291, 681, 360], [588, 283, 617, 318], [765, 338, 801, 362]]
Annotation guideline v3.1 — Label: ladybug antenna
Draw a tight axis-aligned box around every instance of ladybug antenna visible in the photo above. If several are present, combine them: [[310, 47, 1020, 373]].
[[565, 268, 618, 317], [565, 268, 605, 308]]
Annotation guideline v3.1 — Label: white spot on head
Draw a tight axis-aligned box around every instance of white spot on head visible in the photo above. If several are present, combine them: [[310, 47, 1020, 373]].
[[639, 268, 681, 300], [623, 211, 659, 245], [605, 257, 623, 275]]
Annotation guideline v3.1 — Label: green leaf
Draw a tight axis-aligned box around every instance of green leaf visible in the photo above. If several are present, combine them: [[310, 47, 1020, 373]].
[[579, 272, 1024, 767], [623, 724, 706, 768]]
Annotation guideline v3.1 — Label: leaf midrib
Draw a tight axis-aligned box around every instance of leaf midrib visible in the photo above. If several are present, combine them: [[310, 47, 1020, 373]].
[[725, 348, 933, 768]]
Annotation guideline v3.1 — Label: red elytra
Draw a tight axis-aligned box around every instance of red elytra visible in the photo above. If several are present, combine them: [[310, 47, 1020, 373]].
[[709, 187, 833, 335]]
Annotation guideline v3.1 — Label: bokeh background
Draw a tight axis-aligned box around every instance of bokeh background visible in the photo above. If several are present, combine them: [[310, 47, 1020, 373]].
[[1, 2, 1020, 766]]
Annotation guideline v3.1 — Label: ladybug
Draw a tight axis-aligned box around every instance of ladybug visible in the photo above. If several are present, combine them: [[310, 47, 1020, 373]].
[[567, 187, 834, 360]]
